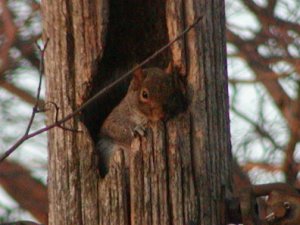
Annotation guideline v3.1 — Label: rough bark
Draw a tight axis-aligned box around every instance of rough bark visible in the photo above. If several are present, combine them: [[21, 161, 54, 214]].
[[183, 1, 231, 224], [43, 0, 230, 225], [43, 1, 108, 224]]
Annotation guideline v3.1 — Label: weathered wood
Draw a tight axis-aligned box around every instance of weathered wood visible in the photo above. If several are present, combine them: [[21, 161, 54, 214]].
[[43, 0, 230, 224], [129, 124, 169, 225], [166, 0, 186, 75], [42, 1, 108, 224], [183, 0, 230, 224], [167, 114, 197, 224], [99, 150, 128, 225]]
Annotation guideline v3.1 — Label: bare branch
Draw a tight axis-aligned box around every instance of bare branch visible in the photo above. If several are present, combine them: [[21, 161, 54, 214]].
[[241, 0, 300, 32], [231, 105, 281, 150], [0, 15, 204, 162], [227, 29, 300, 137], [0, 160, 47, 224], [240, 0, 263, 15], [0, 81, 38, 105], [242, 162, 281, 173], [268, 0, 277, 12], [229, 72, 291, 85], [24, 39, 49, 136], [46, 101, 81, 132]]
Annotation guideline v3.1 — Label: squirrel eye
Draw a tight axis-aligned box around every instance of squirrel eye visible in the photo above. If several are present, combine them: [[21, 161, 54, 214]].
[[141, 89, 149, 100]]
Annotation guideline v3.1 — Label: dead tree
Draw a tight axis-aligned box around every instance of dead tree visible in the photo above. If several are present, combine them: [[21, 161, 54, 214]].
[[42, 0, 231, 224]]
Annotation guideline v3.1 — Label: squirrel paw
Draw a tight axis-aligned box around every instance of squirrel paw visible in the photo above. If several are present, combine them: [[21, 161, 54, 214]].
[[265, 212, 276, 222], [132, 125, 146, 137]]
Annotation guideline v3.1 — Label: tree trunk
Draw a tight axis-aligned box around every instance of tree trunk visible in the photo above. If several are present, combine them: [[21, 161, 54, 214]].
[[42, 0, 231, 225]]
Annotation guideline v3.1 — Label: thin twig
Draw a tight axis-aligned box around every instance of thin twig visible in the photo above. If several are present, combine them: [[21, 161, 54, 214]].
[[24, 39, 49, 136], [0, 15, 203, 162], [231, 105, 282, 150], [46, 101, 81, 132], [36, 39, 48, 102]]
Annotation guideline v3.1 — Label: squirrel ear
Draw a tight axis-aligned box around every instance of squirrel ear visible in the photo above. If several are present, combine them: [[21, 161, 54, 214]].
[[164, 61, 173, 75], [132, 66, 146, 90]]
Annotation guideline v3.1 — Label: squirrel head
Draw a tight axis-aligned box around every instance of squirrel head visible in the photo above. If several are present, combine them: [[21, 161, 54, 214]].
[[130, 65, 187, 122]]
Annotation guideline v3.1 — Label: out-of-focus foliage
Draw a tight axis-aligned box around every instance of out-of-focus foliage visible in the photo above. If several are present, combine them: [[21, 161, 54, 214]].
[[0, 0, 46, 222], [227, 0, 300, 185], [0, 194, 33, 223]]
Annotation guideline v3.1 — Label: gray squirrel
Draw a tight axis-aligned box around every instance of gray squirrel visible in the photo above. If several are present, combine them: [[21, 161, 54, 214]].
[[97, 65, 186, 177]]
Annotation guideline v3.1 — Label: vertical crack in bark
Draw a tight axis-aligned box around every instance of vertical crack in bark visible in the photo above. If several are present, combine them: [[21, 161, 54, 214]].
[[65, 1, 83, 224], [189, 113, 200, 224], [164, 122, 174, 225], [181, 0, 189, 74], [65, 2, 76, 111]]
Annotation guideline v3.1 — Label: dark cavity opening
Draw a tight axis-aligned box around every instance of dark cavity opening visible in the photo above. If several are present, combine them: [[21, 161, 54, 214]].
[[81, 0, 171, 142]]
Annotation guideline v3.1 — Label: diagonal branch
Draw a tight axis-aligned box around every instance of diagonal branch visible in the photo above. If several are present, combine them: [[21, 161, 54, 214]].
[[268, 0, 278, 12], [231, 105, 281, 150], [227, 30, 300, 138], [0, 160, 48, 224], [0, 81, 39, 106], [24, 40, 49, 136], [240, 0, 263, 15], [0, 15, 204, 162], [241, 0, 300, 32]]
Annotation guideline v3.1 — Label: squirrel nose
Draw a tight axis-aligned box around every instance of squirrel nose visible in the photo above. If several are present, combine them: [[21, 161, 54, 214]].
[[158, 110, 165, 120], [150, 108, 164, 122]]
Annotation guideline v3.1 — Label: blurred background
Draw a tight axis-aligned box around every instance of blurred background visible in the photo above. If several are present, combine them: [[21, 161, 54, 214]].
[[0, 0, 299, 223]]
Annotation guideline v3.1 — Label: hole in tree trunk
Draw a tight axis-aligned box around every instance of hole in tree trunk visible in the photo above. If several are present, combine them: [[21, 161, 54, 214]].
[[81, 0, 171, 142]]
